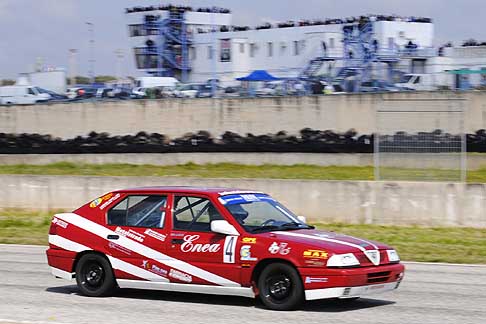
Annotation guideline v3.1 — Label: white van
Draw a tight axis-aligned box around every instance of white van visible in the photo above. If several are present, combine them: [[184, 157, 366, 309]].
[[0, 85, 51, 105], [134, 77, 180, 89], [394, 74, 437, 91]]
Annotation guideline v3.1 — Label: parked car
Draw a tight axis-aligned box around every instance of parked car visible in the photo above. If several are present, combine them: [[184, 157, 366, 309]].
[[131, 87, 147, 99], [196, 84, 214, 98], [66, 87, 97, 100], [46, 187, 405, 311], [176, 84, 200, 98], [34, 87, 67, 101]]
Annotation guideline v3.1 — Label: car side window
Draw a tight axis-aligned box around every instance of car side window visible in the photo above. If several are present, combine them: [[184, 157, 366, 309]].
[[107, 195, 167, 228], [173, 196, 223, 232]]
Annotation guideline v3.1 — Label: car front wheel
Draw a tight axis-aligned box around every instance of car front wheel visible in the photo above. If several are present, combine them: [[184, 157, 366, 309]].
[[257, 262, 304, 311], [75, 253, 116, 297]]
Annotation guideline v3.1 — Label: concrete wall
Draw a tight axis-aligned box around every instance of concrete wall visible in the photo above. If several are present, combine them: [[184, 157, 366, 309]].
[[3, 153, 486, 170], [2, 91, 485, 139], [2, 175, 485, 228]]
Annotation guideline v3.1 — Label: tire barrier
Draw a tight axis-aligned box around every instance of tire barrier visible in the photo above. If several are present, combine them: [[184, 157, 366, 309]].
[[1, 128, 486, 154]]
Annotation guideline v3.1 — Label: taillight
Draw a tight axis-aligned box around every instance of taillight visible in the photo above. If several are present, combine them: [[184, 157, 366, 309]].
[[49, 223, 57, 235]]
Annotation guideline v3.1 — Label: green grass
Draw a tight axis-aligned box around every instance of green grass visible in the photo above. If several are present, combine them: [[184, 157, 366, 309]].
[[0, 209, 59, 245], [313, 223, 486, 264], [0, 162, 375, 180], [1, 209, 485, 264], [2, 162, 486, 182]]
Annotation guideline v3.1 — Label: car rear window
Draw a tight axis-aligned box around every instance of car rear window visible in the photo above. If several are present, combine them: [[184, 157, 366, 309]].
[[107, 195, 167, 228]]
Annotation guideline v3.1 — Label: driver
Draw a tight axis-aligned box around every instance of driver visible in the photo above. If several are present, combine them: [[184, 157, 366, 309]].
[[227, 204, 249, 225]]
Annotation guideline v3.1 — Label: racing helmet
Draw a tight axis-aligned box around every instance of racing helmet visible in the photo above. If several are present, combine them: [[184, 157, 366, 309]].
[[227, 204, 249, 224]]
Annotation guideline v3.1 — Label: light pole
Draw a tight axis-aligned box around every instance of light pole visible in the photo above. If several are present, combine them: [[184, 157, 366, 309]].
[[210, 8, 217, 97], [68, 49, 78, 86], [86, 22, 95, 84], [114, 49, 125, 85]]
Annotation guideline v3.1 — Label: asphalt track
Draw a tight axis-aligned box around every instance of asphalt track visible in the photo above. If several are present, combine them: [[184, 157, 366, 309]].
[[0, 244, 485, 324]]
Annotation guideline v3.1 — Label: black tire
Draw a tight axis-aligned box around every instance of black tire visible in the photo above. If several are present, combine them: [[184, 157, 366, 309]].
[[257, 263, 304, 311], [75, 253, 116, 297]]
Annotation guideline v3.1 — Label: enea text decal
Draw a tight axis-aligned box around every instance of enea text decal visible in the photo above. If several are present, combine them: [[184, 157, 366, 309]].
[[303, 249, 328, 259], [181, 235, 221, 253], [268, 242, 291, 255]]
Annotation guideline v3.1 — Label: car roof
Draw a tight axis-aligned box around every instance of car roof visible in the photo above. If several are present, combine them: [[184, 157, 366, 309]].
[[115, 186, 265, 197]]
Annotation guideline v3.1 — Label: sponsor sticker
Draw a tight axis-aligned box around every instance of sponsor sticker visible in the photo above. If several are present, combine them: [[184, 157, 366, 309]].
[[115, 227, 145, 243], [268, 242, 291, 255], [108, 242, 132, 255], [304, 260, 326, 267], [144, 229, 166, 242], [169, 269, 192, 283], [142, 260, 167, 277], [89, 193, 114, 208], [218, 193, 275, 205], [240, 245, 257, 261], [303, 249, 328, 260], [181, 234, 221, 253], [242, 237, 256, 244], [100, 193, 121, 210], [52, 217, 68, 229], [305, 276, 328, 284]]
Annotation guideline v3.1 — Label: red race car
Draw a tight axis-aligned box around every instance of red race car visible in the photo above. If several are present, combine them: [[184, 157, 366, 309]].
[[46, 187, 404, 310]]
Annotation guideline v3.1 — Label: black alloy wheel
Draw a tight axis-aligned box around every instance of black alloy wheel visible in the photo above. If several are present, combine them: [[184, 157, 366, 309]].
[[257, 263, 304, 310], [75, 253, 116, 297]]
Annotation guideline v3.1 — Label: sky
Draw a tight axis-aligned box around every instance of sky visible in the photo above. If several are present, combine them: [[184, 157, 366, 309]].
[[0, 0, 484, 79]]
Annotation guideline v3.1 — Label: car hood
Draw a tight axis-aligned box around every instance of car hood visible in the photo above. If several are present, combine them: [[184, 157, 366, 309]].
[[267, 228, 391, 253]]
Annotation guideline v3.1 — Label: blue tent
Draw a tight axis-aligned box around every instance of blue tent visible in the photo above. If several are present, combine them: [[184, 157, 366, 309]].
[[236, 70, 281, 81]]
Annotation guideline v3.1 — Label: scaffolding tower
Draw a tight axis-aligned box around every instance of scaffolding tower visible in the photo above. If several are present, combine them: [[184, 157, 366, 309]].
[[143, 9, 192, 81], [301, 21, 401, 92]]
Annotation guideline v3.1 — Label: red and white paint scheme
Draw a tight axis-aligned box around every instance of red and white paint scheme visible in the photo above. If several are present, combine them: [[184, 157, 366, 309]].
[[46, 187, 405, 310]]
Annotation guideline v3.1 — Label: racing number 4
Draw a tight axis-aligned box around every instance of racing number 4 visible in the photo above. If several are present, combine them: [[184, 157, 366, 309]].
[[223, 236, 237, 263]]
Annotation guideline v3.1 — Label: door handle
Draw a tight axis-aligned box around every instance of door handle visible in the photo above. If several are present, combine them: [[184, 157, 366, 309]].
[[171, 239, 184, 244], [107, 234, 119, 240]]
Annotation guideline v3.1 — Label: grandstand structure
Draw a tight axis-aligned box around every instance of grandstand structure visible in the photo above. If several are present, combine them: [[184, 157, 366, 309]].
[[125, 5, 485, 90]]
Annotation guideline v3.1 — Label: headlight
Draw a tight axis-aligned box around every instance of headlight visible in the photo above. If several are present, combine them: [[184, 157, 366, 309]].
[[327, 253, 360, 267], [386, 250, 400, 262]]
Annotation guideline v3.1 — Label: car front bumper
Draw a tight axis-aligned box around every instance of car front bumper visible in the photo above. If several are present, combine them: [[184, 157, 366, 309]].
[[305, 280, 402, 300]]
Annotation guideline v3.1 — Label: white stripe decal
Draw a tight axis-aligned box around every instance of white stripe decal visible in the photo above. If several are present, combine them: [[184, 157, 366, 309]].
[[54, 213, 239, 287], [49, 234, 168, 282], [49, 234, 91, 252], [348, 236, 378, 250], [107, 256, 169, 282], [273, 231, 366, 252]]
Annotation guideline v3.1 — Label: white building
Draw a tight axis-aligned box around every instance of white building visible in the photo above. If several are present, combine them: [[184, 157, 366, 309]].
[[126, 5, 486, 89]]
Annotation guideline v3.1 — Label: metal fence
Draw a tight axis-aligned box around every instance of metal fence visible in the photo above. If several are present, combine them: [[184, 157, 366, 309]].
[[374, 96, 467, 182]]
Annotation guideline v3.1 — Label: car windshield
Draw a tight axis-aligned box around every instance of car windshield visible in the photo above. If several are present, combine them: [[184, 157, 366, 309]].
[[219, 193, 314, 233], [402, 75, 414, 83]]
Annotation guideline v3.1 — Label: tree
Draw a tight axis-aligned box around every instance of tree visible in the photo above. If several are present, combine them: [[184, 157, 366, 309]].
[[94, 75, 118, 83], [1, 79, 15, 86], [74, 76, 91, 84]]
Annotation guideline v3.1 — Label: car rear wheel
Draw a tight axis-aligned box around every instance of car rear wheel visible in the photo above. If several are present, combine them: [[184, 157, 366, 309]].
[[75, 254, 116, 297], [257, 263, 304, 311]]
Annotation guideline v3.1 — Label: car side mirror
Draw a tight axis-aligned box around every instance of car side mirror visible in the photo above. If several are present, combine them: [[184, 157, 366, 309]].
[[211, 220, 239, 236], [297, 215, 307, 223]]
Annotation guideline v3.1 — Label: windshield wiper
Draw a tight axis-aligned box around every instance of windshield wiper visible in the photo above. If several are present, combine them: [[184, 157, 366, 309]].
[[280, 222, 315, 230], [249, 225, 281, 233]]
